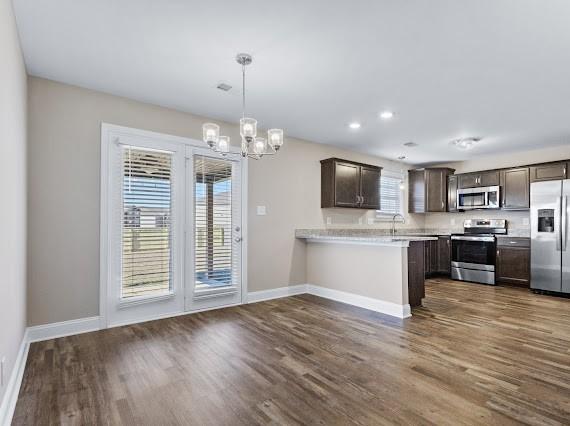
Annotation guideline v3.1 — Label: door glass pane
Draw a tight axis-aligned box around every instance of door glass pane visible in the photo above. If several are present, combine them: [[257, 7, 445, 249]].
[[194, 156, 233, 290], [121, 147, 173, 298]]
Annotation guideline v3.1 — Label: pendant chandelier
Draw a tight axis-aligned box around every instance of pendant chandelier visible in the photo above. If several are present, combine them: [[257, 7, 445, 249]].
[[202, 53, 284, 159]]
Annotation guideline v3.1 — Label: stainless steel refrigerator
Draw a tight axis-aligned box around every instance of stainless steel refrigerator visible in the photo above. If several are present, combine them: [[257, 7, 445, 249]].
[[530, 179, 570, 293]]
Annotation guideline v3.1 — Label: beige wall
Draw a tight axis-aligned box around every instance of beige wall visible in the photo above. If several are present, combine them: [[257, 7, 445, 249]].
[[0, 0, 27, 407], [27, 77, 416, 326]]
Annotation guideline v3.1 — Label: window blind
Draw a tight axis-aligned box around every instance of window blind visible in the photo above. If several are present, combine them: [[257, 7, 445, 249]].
[[194, 156, 233, 290], [378, 173, 403, 215], [121, 147, 173, 298]]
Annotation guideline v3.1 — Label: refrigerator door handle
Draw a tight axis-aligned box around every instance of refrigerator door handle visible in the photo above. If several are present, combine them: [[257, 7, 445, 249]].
[[563, 195, 568, 251]]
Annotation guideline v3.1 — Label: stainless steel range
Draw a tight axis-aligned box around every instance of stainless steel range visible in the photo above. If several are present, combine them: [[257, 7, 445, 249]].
[[451, 219, 507, 285]]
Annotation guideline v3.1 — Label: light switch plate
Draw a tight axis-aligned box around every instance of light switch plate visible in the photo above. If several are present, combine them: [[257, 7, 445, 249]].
[[358, 217, 363, 225], [256, 205, 266, 216], [326, 217, 332, 225], [523, 217, 529, 226]]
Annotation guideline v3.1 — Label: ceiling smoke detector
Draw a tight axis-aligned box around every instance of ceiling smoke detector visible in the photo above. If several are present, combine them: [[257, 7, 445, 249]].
[[451, 137, 481, 150], [403, 142, 418, 147], [216, 83, 232, 92]]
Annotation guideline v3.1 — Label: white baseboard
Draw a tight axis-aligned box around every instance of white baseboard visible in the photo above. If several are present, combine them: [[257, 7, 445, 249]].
[[26, 316, 101, 343], [306, 285, 411, 319], [0, 331, 29, 426], [247, 284, 308, 303], [247, 284, 411, 319]]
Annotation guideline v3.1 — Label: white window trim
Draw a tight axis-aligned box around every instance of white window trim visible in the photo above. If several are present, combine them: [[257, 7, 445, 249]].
[[99, 123, 248, 329], [375, 169, 405, 221]]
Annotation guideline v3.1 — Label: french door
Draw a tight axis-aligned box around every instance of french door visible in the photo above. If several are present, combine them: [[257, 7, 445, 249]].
[[103, 126, 243, 327], [185, 147, 243, 311]]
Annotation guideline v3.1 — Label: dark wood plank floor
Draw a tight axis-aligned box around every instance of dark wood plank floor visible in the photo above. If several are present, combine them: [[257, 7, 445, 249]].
[[13, 278, 570, 425]]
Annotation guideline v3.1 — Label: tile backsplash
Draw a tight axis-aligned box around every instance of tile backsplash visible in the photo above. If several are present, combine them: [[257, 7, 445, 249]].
[[424, 210, 530, 235]]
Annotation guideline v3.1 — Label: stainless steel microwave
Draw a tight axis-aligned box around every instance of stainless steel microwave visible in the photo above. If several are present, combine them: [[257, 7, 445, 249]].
[[457, 185, 500, 210]]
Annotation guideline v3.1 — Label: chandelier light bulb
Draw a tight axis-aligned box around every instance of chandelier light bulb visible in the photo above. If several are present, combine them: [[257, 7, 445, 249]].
[[216, 136, 230, 154], [254, 137, 267, 155], [268, 129, 284, 150], [202, 123, 220, 148]]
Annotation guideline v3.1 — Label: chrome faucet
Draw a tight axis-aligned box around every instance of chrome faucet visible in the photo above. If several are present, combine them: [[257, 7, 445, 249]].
[[391, 214, 405, 237]]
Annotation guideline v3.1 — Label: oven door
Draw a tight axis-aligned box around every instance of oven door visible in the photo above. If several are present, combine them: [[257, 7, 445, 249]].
[[451, 236, 496, 271]]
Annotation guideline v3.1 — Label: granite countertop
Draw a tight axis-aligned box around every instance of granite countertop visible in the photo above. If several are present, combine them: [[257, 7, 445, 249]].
[[295, 229, 439, 244], [295, 228, 531, 240]]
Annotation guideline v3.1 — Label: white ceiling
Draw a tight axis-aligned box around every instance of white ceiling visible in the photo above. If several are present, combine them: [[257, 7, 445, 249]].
[[13, 0, 570, 164]]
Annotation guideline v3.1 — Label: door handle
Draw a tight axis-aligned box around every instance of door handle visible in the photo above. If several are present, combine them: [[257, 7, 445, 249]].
[[562, 196, 568, 251], [557, 197, 562, 251]]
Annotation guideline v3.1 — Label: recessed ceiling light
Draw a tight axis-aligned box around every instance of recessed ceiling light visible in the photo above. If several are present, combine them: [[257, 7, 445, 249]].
[[380, 111, 395, 120], [348, 122, 361, 129], [451, 137, 481, 150], [403, 142, 418, 147]]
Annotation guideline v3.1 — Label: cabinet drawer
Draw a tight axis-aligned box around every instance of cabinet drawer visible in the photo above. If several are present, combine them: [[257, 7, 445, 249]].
[[496, 237, 530, 248]]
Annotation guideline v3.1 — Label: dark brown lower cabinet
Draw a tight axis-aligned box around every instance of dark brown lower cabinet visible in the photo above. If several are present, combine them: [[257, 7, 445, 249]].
[[424, 237, 451, 277], [437, 236, 451, 275], [496, 238, 530, 287], [408, 241, 425, 307]]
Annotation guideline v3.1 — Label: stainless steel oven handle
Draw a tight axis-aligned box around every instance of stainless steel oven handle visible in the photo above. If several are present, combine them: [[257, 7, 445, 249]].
[[451, 235, 495, 242]]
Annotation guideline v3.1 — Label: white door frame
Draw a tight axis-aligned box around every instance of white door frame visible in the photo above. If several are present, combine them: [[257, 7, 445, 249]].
[[100, 123, 248, 328]]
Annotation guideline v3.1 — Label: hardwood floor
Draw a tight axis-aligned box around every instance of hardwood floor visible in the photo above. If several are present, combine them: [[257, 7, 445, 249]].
[[13, 278, 570, 425]]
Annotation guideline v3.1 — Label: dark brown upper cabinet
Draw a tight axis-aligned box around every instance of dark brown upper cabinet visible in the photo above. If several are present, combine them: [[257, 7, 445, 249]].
[[529, 161, 568, 183], [447, 175, 458, 212], [408, 168, 454, 213], [458, 170, 500, 189], [320, 158, 382, 209], [500, 167, 529, 210]]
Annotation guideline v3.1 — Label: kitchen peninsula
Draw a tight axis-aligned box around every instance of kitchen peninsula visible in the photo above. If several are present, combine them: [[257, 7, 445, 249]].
[[295, 229, 439, 318]]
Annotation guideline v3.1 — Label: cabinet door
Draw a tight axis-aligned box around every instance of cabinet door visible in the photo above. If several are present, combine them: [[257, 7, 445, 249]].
[[430, 240, 439, 273], [424, 242, 431, 278], [496, 247, 530, 286], [408, 170, 425, 213], [426, 170, 446, 212], [447, 175, 458, 212], [334, 162, 360, 207], [529, 162, 568, 182], [438, 236, 451, 274], [479, 170, 500, 186], [458, 173, 479, 189], [501, 167, 529, 209], [360, 166, 381, 209]]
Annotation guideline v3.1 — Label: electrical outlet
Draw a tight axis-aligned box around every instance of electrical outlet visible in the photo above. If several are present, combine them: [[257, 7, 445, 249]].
[[358, 217, 363, 225], [523, 217, 529, 226], [1, 357, 5, 387], [450, 218, 456, 226], [367, 218, 374, 225], [326, 217, 332, 225]]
